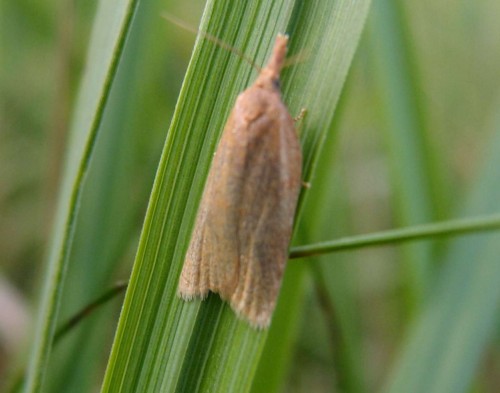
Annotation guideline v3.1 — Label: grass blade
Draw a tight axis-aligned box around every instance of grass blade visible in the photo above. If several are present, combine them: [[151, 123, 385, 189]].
[[368, 0, 445, 309], [23, 1, 139, 391], [383, 107, 500, 393], [290, 213, 500, 257], [100, 0, 371, 392], [42, 1, 181, 391]]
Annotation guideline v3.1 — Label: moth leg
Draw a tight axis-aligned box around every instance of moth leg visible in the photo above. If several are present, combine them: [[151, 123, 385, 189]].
[[293, 108, 307, 123]]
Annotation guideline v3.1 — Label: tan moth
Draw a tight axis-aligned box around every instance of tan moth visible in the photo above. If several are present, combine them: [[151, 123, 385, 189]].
[[178, 34, 302, 329]]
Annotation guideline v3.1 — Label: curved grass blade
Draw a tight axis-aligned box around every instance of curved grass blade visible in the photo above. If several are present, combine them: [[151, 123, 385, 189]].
[[100, 0, 371, 392], [41, 1, 181, 392], [23, 1, 140, 391]]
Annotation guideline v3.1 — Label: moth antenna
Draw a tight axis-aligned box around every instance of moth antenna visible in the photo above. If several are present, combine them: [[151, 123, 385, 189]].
[[282, 49, 310, 69], [161, 12, 262, 73]]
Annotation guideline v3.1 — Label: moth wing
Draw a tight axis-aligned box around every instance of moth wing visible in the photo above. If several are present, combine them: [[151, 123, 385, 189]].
[[178, 110, 249, 300], [228, 99, 302, 328]]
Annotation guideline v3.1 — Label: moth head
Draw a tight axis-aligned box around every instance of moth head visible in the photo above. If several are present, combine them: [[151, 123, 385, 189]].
[[254, 34, 288, 92]]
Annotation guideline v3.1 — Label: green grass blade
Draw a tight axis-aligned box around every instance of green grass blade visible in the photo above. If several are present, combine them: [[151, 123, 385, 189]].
[[304, 90, 367, 393], [290, 213, 500, 257], [368, 0, 445, 308], [23, 1, 139, 392], [100, 1, 371, 392], [42, 0, 180, 391], [383, 108, 500, 393]]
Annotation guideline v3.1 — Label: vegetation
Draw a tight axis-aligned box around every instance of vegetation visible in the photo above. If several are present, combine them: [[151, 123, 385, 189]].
[[1, 0, 500, 392]]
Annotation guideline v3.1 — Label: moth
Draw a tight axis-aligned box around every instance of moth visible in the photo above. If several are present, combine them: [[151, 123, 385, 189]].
[[178, 34, 302, 329]]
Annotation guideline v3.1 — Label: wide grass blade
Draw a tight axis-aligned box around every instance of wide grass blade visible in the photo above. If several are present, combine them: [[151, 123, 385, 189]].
[[100, 0, 371, 392]]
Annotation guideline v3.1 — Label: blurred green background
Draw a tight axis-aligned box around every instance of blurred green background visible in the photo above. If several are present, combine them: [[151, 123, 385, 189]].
[[1, 0, 500, 392]]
